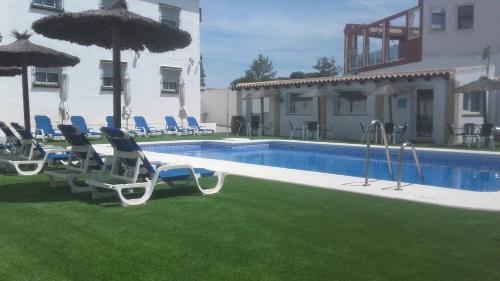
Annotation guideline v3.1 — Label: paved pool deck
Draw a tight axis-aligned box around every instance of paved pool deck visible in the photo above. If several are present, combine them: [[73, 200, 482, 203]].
[[93, 139, 500, 212]]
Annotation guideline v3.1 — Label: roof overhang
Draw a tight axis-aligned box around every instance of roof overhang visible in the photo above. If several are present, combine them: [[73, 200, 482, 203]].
[[234, 69, 453, 91]]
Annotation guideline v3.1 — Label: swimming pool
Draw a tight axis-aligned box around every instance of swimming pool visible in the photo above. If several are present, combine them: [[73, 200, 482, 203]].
[[141, 141, 500, 192]]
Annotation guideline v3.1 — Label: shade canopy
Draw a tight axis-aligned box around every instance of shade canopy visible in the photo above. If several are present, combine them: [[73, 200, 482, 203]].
[[456, 76, 500, 93], [32, 1, 192, 53], [0, 33, 80, 67], [32, 0, 192, 128], [178, 79, 187, 120], [0, 67, 22, 77], [0, 31, 79, 129], [59, 73, 70, 123]]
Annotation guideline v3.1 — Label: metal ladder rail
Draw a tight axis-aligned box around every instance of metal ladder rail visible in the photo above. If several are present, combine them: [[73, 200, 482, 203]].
[[396, 141, 424, 190], [364, 120, 394, 186]]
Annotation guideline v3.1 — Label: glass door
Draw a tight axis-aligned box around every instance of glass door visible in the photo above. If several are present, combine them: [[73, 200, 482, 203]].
[[416, 89, 434, 138]]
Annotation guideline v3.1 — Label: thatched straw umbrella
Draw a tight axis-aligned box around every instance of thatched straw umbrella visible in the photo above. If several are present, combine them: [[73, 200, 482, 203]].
[[33, 0, 192, 128], [0, 31, 80, 129], [0, 67, 22, 77]]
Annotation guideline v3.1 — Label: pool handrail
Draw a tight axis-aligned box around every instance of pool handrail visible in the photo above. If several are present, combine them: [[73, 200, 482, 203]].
[[364, 119, 394, 186]]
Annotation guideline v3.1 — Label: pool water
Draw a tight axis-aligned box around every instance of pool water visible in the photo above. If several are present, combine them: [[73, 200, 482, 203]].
[[141, 141, 500, 192]]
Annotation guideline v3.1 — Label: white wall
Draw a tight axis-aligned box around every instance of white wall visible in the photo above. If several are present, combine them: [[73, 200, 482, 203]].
[[201, 88, 239, 132], [0, 0, 200, 130]]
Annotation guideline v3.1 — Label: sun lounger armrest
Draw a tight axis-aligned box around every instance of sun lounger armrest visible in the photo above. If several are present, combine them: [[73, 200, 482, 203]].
[[135, 127, 147, 133]]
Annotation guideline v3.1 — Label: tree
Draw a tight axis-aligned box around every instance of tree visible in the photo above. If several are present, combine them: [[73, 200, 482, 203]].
[[232, 54, 277, 86], [313, 56, 342, 77], [290, 71, 306, 79], [200, 54, 206, 87]]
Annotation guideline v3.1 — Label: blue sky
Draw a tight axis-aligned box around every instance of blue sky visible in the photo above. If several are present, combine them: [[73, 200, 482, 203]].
[[200, 0, 416, 88]]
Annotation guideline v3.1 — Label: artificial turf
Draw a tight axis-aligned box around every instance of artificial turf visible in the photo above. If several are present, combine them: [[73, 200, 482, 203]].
[[0, 173, 499, 281]]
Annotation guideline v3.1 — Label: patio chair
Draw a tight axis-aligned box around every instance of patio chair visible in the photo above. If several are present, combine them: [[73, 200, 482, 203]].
[[478, 123, 496, 150], [246, 116, 261, 136], [70, 116, 102, 139], [0, 121, 22, 155], [304, 121, 320, 141], [289, 120, 302, 139], [46, 125, 112, 194], [234, 118, 246, 136], [134, 116, 163, 136], [164, 116, 194, 136], [447, 123, 465, 147], [260, 121, 273, 136], [395, 123, 409, 143], [34, 115, 64, 141], [187, 116, 214, 135], [360, 122, 369, 143], [0, 122, 69, 176], [463, 123, 480, 147], [84, 127, 226, 207], [384, 122, 396, 144]]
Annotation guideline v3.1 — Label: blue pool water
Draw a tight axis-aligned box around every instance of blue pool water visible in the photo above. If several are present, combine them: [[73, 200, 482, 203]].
[[141, 141, 500, 192]]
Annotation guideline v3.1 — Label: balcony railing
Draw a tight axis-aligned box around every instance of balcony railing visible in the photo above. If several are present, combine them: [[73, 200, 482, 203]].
[[387, 43, 406, 62], [368, 50, 383, 66], [349, 53, 365, 70]]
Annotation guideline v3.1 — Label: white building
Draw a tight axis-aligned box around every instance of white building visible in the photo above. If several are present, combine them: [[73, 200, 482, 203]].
[[0, 0, 201, 130], [200, 88, 240, 133], [236, 0, 499, 144]]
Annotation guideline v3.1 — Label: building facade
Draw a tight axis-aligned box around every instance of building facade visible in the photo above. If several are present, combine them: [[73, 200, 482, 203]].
[[236, 0, 499, 144], [0, 0, 201, 130]]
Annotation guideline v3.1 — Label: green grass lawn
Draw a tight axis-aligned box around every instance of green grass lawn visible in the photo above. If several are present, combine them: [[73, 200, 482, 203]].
[[0, 174, 499, 281], [1, 133, 499, 280]]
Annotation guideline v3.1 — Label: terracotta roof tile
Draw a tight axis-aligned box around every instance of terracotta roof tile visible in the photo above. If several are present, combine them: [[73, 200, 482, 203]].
[[235, 69, 453, 90]]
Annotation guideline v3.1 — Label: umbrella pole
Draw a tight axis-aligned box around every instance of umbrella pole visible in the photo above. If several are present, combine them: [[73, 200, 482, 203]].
[[21, 65, 31, 129], [112, 24, 122, 128]]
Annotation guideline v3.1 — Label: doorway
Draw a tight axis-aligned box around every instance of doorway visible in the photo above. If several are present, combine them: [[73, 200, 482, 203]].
[[416, 89, 434, 138]]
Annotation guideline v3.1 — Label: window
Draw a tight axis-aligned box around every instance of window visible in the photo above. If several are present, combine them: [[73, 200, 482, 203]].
[[99, 0, 114, 9], [335, 92, 367, 115], [431, 7, 446, 31], [288, 93, 313, 114], [160, 5, 181, 28], [458, 5, 474, 30], [31, 0, 63, 11], [161, 67, 181, 93], [100, 61, 127, 90], [463, 92, 483, 113], [32, 67, 61, 87]]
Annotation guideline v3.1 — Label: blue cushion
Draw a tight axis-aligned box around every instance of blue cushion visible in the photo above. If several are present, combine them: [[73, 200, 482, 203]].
[[47, 153, 70, 161], [159, 168, 214, 181]]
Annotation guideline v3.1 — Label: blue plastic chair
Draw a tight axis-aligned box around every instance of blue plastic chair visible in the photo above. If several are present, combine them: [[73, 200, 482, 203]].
[[34, 115, 63, 141], [187, 116, 214, 135], [84, 127, 225, 206], [165, 116, 194, 135], [71, 116, 101, 138], [134, 116, 163, 136]]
